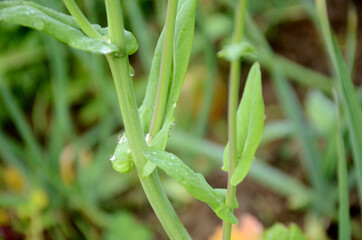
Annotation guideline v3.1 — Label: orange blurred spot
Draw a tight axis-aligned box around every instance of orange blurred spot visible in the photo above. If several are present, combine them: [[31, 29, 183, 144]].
[[209, 213, 263, 240]]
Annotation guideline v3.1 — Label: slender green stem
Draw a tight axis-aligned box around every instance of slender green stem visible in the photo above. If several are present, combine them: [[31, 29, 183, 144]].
[[63, 0, 101, 39], [150, 0, 178, 137], [222, 0, 248, 239], [334, 91, 351, 240], [104, 0, 190, 239]]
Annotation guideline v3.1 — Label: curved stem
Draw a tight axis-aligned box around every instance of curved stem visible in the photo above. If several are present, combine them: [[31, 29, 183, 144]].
[[222, 0, 249, 239], [150, 0, 178, 137], [104, 0, 190, 239], [63, 0, 101, 39]]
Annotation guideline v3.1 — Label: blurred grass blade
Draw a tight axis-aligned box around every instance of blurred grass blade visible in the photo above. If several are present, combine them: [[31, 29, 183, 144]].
[[123, 0, 153, 71], [0, 47, 45, 72], [44, 36, 74, 163], [271, 67, 326, 210], [0, 76, 43, 165], [260, 120, 293, 145], [316, 0, 362, 212], [0, 132, 28, 177], [193, 8, 218, 137], [334, 92, 352, 240], [245, 14, 333, 94], [270, 55, 333, 93], [345, 4, 357, 78]]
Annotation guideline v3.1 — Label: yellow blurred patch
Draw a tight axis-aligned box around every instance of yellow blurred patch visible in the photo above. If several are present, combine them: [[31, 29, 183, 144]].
[[3, 167, 26, 193], [31, 189, 48, 210], [209, 213, 264, 240]]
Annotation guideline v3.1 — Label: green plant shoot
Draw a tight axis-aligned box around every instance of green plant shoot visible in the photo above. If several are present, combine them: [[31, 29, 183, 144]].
[[222, 62, 265, 185]]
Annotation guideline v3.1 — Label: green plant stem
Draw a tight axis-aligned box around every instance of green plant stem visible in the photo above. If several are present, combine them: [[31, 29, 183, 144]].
[[63, 0, 101, 39], [222, 0, 248, 239], [334, 91, 352, 240], [150, 0, 178, 137], [104, 0, 190, 239]]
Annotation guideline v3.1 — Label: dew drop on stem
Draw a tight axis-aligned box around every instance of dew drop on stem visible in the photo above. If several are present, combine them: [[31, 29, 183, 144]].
[[129, 65, 135, 77]]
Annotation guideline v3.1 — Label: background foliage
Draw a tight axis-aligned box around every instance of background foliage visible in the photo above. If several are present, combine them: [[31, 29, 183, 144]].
[[0, 0, 361, 239]]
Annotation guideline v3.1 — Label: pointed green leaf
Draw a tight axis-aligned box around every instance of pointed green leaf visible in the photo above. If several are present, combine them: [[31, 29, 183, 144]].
[[144, 149, 238, 224], [138, 0, 197, 133], [141, 161, 157, 178], [222, 63, 265, 186], [0, 1, 137, 55]]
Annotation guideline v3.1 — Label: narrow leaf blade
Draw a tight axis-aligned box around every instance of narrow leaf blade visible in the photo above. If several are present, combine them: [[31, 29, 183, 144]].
[[144, 149, 238, 224]]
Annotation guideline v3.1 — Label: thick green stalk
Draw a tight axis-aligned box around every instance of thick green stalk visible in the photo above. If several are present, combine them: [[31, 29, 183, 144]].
[[104, 0, 190, 239], [222, 0, 248, 239], [150, 0, 178, 137], [63, 0, 101, 39]]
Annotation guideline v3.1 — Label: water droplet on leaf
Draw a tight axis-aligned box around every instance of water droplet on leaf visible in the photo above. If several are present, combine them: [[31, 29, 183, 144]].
[[145, 133, 153, 147], [110, 155, 115, 161]]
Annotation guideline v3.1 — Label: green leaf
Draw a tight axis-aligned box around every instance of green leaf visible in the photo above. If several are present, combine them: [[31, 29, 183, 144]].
[[0, 1, 137, 55], [222, 62, 265, 186], [111, 136, 134, 174], [138, 0, 197, 133], [144, 149, 238, 224], [263, 223, 306, 240], [217, 41, 256, 61]]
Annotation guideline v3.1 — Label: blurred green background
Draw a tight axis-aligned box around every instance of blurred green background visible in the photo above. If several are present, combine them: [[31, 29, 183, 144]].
[[0, 0, 361, 239]]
